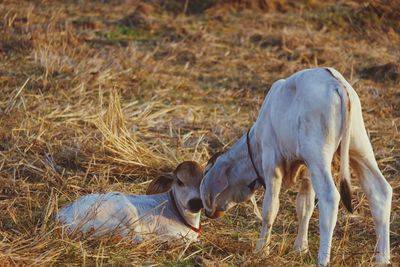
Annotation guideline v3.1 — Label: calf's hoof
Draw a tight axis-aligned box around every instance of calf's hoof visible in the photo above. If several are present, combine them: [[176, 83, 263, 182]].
[[294, 240, 309, 254], [376, 254, 390, 267], [255, 241, 270, 256]]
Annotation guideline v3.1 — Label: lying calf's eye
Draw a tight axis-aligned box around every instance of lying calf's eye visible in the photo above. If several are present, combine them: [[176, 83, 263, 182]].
[[177, 179, 184, 186]]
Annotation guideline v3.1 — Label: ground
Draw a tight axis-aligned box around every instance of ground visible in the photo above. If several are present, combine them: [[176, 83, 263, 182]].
[[0, 0, 399, 266]]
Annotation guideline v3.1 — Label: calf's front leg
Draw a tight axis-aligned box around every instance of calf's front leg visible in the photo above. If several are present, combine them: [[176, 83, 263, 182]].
[[255, 167, 282, 254]]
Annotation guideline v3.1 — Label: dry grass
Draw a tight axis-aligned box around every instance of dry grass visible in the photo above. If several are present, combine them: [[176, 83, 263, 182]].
[[0, 0, 399, 266]]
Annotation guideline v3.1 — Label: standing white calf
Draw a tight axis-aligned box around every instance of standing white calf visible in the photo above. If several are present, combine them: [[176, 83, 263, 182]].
[[57, 161, 204, 242], [200, 68, 392, 266]]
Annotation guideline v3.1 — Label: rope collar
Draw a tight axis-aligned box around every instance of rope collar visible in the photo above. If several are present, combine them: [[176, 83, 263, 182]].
[[169, 190, 202, 235], [246, 129, 266, 189]]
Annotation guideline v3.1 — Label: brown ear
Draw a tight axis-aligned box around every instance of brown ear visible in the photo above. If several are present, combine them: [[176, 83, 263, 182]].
[[146, 175, 174, 195], [174, 161, 203, 181]]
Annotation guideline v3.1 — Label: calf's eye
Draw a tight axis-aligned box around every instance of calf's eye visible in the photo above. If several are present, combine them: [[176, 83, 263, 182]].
[[177, 179, 184, 186]]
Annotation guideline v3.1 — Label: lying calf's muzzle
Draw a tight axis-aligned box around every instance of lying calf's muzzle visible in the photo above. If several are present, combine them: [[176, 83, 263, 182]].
[[188, 198, 203, 213]]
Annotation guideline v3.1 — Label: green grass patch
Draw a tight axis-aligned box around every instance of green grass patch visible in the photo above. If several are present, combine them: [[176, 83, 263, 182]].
[[104, 26, 155, 42]]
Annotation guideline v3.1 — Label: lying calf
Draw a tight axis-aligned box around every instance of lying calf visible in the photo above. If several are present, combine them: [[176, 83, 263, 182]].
[[57, 161, 204, 242]]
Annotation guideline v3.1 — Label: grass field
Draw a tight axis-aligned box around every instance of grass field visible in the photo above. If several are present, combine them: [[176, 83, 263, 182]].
[[0, 0, 399, 266]]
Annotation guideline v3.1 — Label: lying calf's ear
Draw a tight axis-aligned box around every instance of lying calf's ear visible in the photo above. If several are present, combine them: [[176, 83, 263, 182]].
[[146, 175, 174, 195], [174, 161, 203, 181]]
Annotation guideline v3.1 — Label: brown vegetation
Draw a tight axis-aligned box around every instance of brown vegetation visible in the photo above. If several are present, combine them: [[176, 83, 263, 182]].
[[0, 0, 399, 265]]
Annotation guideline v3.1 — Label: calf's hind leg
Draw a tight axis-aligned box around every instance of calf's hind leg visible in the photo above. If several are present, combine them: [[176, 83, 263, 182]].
[[294, 174, 315, 253], [350, 129, 392, 265], [306, 160, 339, 267]]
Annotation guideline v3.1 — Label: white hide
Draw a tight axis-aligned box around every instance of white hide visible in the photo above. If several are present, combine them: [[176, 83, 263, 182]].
[[200, 67, 392, 266], [57, 190, 200, 242]]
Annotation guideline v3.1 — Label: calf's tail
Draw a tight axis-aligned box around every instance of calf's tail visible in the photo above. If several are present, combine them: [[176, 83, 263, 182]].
[[325, 67, 353, 213]]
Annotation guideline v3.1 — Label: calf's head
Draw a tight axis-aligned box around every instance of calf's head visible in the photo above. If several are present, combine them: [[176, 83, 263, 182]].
[[173, 161, 204, 213], [200, 148, 262, 219], [147, 161, 204, 213]]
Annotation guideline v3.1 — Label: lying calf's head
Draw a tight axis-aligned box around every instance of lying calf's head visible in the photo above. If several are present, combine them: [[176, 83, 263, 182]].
[[147, 161, 204, 213], [173, 161, 204, 213]]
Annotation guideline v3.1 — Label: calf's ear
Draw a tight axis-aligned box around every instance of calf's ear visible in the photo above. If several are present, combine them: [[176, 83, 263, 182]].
[[146, 175, 174, 195], [174, 161, 203, 181]]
